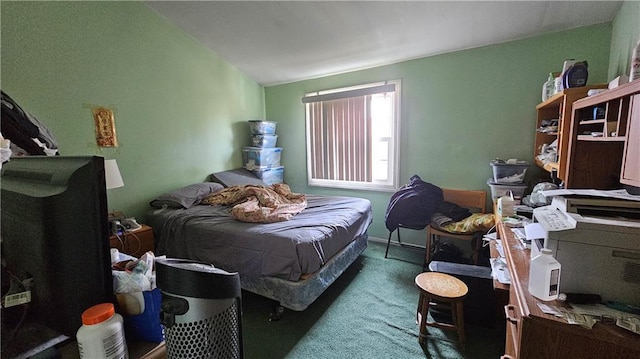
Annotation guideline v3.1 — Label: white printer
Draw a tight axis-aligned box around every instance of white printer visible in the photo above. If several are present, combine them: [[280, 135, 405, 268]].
[[531, 194, 640, 306]]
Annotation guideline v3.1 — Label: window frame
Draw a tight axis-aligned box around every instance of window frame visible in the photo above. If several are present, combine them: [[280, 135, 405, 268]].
[[303, 79, 401, 192]]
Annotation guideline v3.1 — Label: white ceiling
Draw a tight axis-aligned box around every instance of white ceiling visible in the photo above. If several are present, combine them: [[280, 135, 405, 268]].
[[145, 1, 622, 86]]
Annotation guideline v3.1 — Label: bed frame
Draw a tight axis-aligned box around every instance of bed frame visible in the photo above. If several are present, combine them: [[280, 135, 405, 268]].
[[240, 233, 368, 317]]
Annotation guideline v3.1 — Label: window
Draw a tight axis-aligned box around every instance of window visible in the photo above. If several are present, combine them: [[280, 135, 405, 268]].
[[303, 80, 401, 191]]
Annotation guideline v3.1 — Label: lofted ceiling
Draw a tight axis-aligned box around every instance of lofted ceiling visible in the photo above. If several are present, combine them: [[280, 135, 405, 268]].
[[145, 1, 622, 86]]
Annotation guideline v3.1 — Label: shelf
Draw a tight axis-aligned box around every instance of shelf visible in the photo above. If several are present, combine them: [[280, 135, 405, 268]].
[[544, 161, 559, 172], [577, 135, 626, 141], [573, 80, 640, 110], [579, 119, 605, 125], [533, 85, 607, 181], [535, 158, 558, 172]]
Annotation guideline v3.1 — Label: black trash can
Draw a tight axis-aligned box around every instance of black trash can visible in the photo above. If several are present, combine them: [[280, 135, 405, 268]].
[[156, 258, 243, 359], [428, 260, 497, 328]]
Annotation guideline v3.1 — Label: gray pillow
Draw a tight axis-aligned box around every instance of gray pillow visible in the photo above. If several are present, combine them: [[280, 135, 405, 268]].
[[150, 182, 224, 209]]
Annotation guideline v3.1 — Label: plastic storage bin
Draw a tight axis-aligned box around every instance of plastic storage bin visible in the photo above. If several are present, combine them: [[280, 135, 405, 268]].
[[242, 146, 282, 169], [250, 134, 278, 148], [250, 166, 284, 185], [490, 160, 529, 184], [487, 178, 527, 202], [248, 120, 277, 135]]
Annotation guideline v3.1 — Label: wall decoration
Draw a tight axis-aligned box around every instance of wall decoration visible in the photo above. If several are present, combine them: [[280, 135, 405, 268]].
[[93, 107, 118, 147]]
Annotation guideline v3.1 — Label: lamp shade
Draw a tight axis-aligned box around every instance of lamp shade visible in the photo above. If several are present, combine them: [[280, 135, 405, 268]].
[[104, 159, 124, 189]]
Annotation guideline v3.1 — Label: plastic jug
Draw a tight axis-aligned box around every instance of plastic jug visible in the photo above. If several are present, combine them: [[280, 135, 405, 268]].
[[528, 248, 561, 301], [76, 303, 128, 359]]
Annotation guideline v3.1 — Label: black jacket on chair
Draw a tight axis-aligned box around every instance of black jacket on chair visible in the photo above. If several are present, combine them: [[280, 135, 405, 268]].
[[384, 175, 443, 232]]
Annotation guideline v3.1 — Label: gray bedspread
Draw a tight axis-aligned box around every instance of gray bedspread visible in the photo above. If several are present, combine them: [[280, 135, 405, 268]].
[[148, 195, 372, 282]]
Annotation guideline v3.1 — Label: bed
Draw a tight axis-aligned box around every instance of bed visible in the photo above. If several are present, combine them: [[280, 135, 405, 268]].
[[146, 178, 372, 312]]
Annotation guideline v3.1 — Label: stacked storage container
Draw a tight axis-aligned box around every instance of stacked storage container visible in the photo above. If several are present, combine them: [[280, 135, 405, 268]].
[[487, 159, 529, 203], [243, 120, 284, 185]]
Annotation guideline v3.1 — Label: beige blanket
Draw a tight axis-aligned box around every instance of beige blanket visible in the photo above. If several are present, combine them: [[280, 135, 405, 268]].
[[201, 183, 307, 223]]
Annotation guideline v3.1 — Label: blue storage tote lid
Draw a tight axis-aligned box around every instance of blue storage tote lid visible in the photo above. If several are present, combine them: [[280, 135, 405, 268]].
[[248, 120, 277, 135]]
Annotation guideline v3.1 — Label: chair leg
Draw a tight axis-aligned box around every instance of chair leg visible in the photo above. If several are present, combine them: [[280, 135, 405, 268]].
[[385, 228, 404, 258], [471, 234, 481, 265], [425, 232, 435, 266], [385, 230, 393, 258]]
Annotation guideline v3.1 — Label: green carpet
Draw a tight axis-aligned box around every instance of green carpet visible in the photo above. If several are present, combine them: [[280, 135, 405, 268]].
[[241, 241, 505, 358]]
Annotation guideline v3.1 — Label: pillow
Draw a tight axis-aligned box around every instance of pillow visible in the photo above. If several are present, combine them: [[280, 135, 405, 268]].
[[210, 168, 266, 187], [150, 182, 224, 209]]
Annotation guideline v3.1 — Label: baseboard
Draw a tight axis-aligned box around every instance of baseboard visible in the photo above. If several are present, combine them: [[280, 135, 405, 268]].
[[368, 236, 426, 250]]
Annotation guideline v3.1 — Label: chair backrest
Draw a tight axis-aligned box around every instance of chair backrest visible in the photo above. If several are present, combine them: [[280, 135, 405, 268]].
[[442, 188, 487, 214]]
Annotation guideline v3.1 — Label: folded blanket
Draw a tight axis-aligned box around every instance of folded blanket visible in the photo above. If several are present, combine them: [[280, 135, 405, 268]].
[[433, 213, 496, 234], [201, 183, 307, 223]]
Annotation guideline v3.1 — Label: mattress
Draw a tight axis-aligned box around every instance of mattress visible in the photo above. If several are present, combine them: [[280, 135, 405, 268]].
[[148, 195, 372, 282]]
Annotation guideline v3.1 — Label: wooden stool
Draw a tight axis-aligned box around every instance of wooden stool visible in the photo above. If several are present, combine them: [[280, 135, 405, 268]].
[[415, 272, 468, 349]]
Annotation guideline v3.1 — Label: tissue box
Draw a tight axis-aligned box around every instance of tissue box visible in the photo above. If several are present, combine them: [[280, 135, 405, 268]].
[[609, 75, 629, 89]]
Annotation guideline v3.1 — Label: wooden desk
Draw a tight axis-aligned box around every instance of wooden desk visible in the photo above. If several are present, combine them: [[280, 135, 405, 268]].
[[497, 222, 640, 358]]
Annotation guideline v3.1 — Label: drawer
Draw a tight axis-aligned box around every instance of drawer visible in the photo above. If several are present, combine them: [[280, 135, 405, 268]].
[[504, 304, 519, 358], [504, 285, 523, 358]]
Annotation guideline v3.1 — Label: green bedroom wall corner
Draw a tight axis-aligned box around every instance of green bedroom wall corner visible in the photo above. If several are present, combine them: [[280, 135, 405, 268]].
[[1, 1, 265, 221], [265, 23, 612, 245], [608, 0, 640, 80]]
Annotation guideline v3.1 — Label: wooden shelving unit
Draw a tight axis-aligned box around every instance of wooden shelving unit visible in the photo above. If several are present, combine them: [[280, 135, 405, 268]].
[[533, 85, 607, 181], [565, 80, 640, 189]]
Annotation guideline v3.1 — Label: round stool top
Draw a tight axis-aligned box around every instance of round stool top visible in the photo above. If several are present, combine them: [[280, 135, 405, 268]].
[[415, 272, 468, 299]]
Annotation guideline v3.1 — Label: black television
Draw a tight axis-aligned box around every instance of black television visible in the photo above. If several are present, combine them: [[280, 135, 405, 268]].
[[1, 156, 114, 356]]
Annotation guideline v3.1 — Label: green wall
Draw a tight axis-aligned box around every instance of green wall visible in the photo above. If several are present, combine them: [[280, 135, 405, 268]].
[[1, 1, 264, 221], [265, 24, 613, 245], [608, 0, 640, 80], [3, 1, 636, 248]]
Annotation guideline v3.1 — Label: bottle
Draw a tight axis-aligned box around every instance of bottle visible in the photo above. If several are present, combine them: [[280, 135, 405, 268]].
[[77, 303, 128, 359], [542, 73, 554, 101], [630, 39, 640, 82], [528, 248, 561, 301]]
